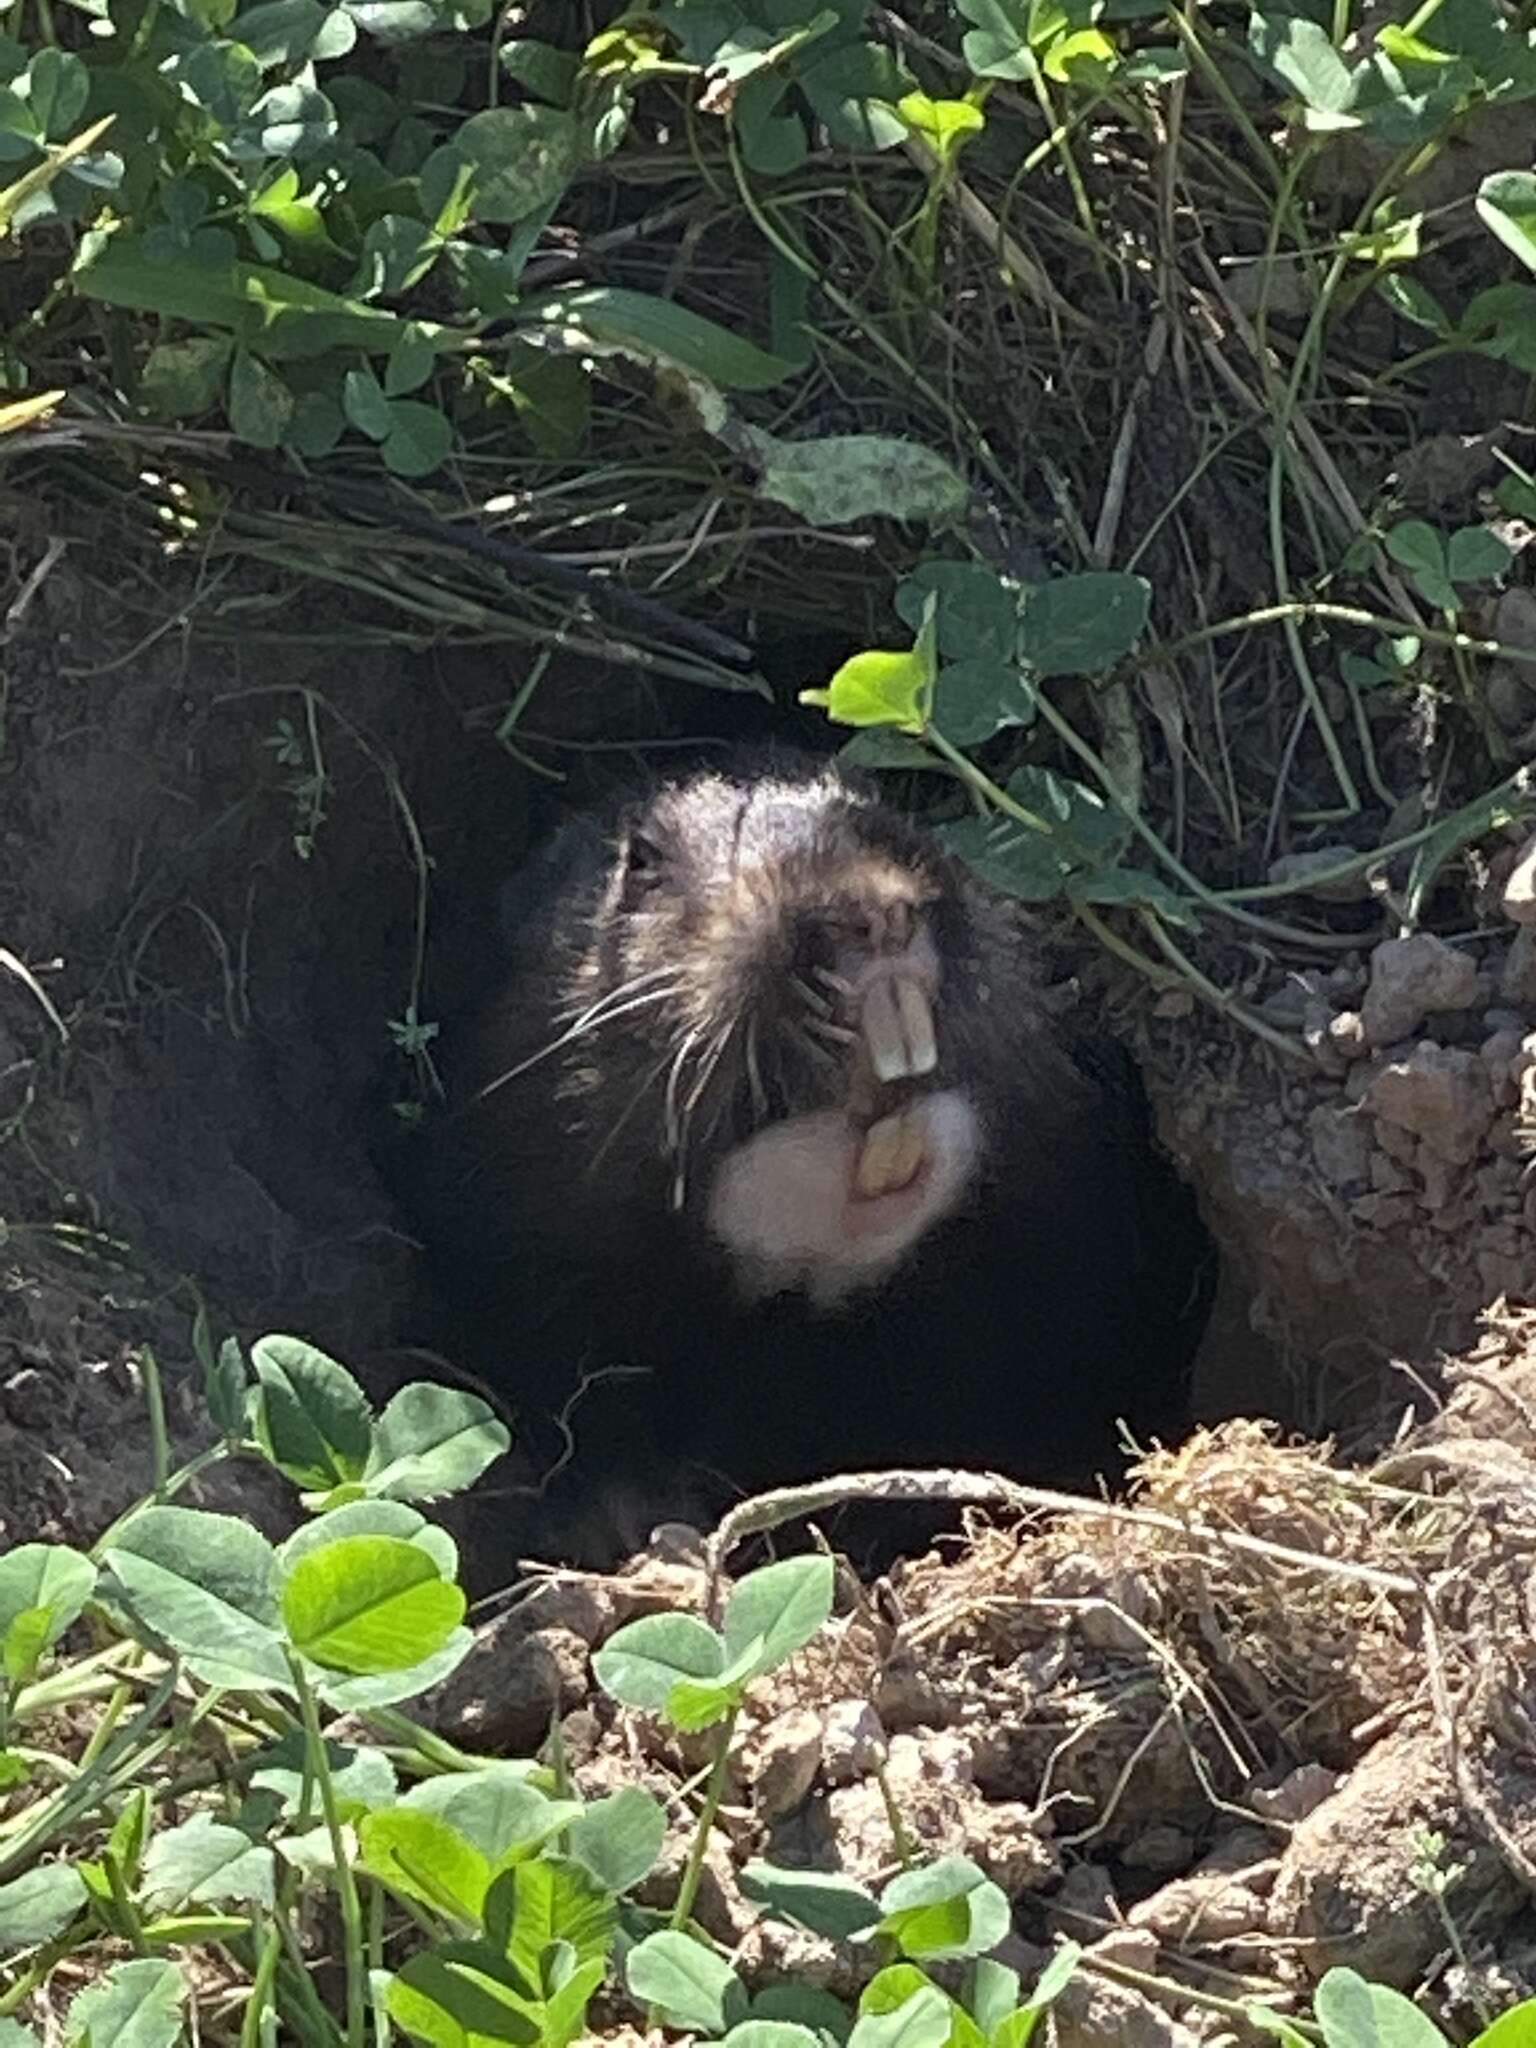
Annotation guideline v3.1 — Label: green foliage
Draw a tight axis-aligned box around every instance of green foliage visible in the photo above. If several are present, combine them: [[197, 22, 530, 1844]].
[[799, 560, 1169, 917], [0, 1311, 1533, 2048], [593, 1553, 835, 1729], [1383, 520, 1511, 613]]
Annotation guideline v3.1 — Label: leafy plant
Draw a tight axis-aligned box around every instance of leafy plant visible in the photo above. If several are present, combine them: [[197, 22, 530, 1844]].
[[1382, 520, 1511, 616]]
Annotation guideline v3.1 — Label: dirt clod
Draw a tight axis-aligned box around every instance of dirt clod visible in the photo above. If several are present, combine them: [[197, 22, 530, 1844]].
[[1267, 1729, 1525, 1987], [1363, 935, 1481, 1047], [1365, 1043, 1493, 1164], [821, 1699, 888, 1785], [745, 1708, 825, 1821]]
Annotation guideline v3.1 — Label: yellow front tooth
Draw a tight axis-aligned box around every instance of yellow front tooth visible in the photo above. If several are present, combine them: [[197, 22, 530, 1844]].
[[889, 1106, 926, 1189], [895, 979, 938, 1075], [855, 1113, 902, 1196], [862, 980, 910, 1083]]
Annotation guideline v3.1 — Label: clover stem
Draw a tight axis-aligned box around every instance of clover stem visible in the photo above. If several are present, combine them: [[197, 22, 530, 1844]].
[[670, 1706, 739, 1934], [289, 1653, 366, 2048]]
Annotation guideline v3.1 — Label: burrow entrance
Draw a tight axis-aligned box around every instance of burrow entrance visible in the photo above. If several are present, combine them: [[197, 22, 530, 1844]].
[[0, 567, 1517, 1580]]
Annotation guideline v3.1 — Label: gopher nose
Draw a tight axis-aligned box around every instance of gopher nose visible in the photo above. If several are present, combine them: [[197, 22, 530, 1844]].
[[799, 898, 917, 976], [796, 903, 940, 1085]]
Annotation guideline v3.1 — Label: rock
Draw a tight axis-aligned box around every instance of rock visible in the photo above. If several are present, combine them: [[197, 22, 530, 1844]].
[[1486, 664, 1536, 736], [1496, 585, 1536, 654], [1328, 1010, 1369, 1061], [1481, 1027, 1525, 1107], [1048, 1859, 1117, 1940], [1308, 1105, 1372, 1190], [1370, 1151, 1414, 1195], [505, 1578, 616, 1646], [1130, 1828, 1277, 1945], [875, 1648, 962, 1731], [4, 1367, 63, 1431], [1365, 1042, 1493, 1163], [420, 1616, 574, 1753], [1362, 935, 1479, 1047], [1267, 1729, 1525, 1986], [1251, 1762, 1340, 1823], [1374, 1114, 1421, 1165], [822, 1699, 888, 1786], [636, 1833, 754, 1944], [824, 1734, 1057, 1896], [1267, 848, 1372, 902], [745, 1709, 824, 1820], [1086, 1927, 1161, 1969], [1053, 1970, 1204, 2048], [1046, 1553, 1159, 1652], [1153, 989, 1195, 1020], [1417, 1153, 1463, 1213], [1504, 830, 1536, 925], [1122, 1824, 1195, 1874], [1502, 927, 1536, 1008]]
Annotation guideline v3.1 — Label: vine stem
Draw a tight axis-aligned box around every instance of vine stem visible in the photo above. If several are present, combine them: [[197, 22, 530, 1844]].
[[669, 1708, 739, 1934], [289, 1654, 366, 2048], [239, 1908, 283, 2048]]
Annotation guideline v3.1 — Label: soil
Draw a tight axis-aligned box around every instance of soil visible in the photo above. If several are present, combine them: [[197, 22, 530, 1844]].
[[421, 1315, 1536, 2039], [6, 548, 1536, 2032]]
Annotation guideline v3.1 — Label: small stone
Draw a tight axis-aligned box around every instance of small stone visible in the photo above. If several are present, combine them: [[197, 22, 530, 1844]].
[[1486, 664, 1536, 736], [1122, 1825, 1195, 1874], [1266, 848, 1372, 902], [506, 1578, 616, 1646], [1417, 1154, 1462, 1213], [1047, 1554, 1158, 1652], [822, 1700, 888, 1786], [419, 1617, 566, 1753], [1505, 830, 1536, 925], [876, 1649, 961, 1731], [1050, 1860, 1117, 1937], [1374, 1115, 1421, 1166], [1252, 1763, 1340, 1823], [1484, 1007, 1527, 1034], [1496, 585, 1536, 653], [1365, 1042, 1493, 1163], [1308, 1104, 1372, 1189], [1370, 1152, 1414, 1195], [1087, 1927, 1161, 1969], [1352, 1192, 1418, 1228], [1130, 1830, 1278, 1945], [1152, 989, 1196, 1020], [1259, 983, 1311, 1027], [1481, 1027, 1525, 1108], [1328, 1010, 1369, 1060], [1362, 935, 1479, 1047], [1053, 1972, 1205, 2048], [1501, 928, 1536, 1008], [746, 1708, 824, 1820], [646, 1524, 707, 1567], [4, 1367, 61, 1431]]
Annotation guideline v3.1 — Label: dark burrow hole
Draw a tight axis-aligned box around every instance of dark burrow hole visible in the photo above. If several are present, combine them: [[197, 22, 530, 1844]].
[[7, 611, 1226, 1595], [360, 629, 1224, 1590]]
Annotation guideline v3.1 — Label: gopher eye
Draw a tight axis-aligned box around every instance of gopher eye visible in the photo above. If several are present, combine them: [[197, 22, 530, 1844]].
[[619, 829, 667, 907]]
